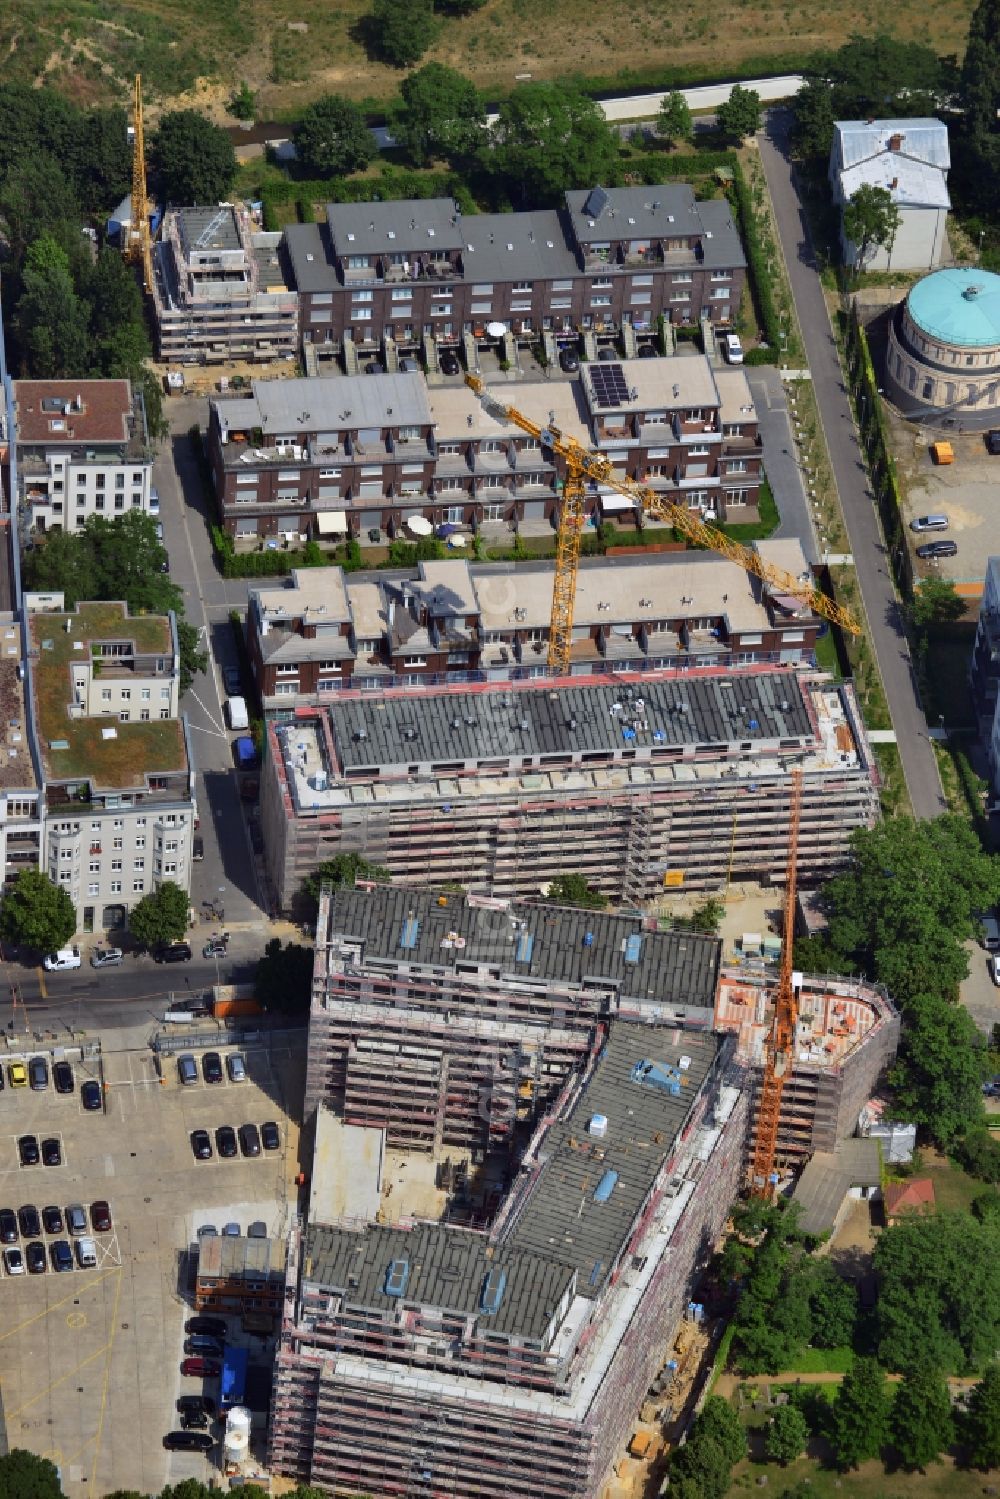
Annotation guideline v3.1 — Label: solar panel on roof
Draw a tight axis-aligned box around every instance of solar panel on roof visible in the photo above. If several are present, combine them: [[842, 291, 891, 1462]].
[[583, 186, 609, 219], [590, 363, 629, 409]]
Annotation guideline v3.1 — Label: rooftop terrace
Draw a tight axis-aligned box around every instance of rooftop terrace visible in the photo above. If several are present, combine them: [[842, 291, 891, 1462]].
[[28, 603, 186, 789]]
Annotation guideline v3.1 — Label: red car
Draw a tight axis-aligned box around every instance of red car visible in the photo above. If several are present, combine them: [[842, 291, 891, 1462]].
[[180, 1357, 221, 1378], [90, 1200, 112, 1233]]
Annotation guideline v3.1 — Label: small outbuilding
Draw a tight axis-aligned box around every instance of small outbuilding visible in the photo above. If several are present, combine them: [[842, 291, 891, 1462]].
[[883, 1178, 935, 1225]]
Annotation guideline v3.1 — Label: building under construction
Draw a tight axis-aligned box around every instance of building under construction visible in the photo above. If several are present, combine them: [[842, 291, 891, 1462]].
[[269, 1019, 746, 1499], [261, 668, 880, 911]]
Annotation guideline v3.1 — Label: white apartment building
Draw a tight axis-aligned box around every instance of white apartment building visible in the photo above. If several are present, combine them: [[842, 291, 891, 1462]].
[[14, 380, 153, 535], [25, 598, 195, 934]]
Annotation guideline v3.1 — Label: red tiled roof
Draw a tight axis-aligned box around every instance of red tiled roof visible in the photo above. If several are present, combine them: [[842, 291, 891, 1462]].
[[14, 380, 132, 444], [884, 1179, 936, 1217]]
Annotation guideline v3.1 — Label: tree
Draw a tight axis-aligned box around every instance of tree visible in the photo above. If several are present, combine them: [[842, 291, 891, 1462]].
[[715, 85, 762, 142], [890, 1364, 953, 1470], [0, 1450, 63, 1499], [828, 1357, 890, 1469], [874, 1211, 1000, 1374], [842, 182, 901, 274], [959, 0, 1000, 214], [254, 938, 314, 1015], [229, 83, 258, 122], [823, 34, 955, 119], [13, 234, 91, 379], [690, 1397, 746, 1467], [804, 1259, 858, 1347], [370, 0, 441, 68], [956, 1127, 1000, 1183], [297, 853, 391, 922], [488, 82, 619, 206], [177, 620, 209, 696], [394, 63, 486, 166], [0, 152, 81, 264], [888, 991, 985, 1148], [790, 77, 836, 158], [971, 1188, 1000, 1222], [75, 106, 131, 216], [657, 91, 693, 147], [910, 577, 966, 630], [964, 1363, 1000, 1469], [667, 1434, 733, 1499], [543, 873, 609, 909], [128, 881, 189, 948], [22, 528, 97, 603], [293, 95, 377, 178], [765, 1404, 809, 1465], [0, 871, 76, 953], [151, 111, 237, 205]]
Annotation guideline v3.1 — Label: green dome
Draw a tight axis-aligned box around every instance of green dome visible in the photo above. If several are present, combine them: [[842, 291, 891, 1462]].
[[907, 268, 1000, 349]]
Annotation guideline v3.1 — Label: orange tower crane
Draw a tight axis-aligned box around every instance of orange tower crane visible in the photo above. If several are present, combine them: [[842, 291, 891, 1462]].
[[126, 73, 153, 294], [749, 765, 804, 1198], [463, 375, 860, 674]]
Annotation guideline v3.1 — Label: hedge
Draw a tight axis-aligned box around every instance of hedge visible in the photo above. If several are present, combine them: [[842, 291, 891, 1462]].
[[261, 166, 477, 217], [621, 149, 738, 184], [729, 160, 781, 362]]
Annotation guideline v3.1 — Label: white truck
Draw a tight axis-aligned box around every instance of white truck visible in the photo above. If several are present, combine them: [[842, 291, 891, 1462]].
[[226, 695, 249, 731]]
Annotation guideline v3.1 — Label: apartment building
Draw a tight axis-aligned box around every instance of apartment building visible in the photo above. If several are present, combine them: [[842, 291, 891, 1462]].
[[25, 598, 195, 933], [0, 524, 42, 888], [247, 541, 821, 706], [207, 355, 761, 544], [194, 1234, 287, 1324], [13, 380, 152, 535], [283, 183, 745, 363], [152, 205, 298, 365], [259, 668, 879, 911]]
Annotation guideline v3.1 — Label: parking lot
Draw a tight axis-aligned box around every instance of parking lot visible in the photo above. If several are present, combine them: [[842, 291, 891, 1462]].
[[0, 1034, 304, 1494], [890, 413, 1000, 589]]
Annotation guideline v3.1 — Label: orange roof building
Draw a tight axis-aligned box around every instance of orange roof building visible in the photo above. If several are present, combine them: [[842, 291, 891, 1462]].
[[883, 1178, 936, 1224]]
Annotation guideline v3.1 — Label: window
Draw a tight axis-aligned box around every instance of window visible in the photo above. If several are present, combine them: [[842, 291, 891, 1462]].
[[726, 459, 748, 474], [431, 305, 451, 317], [160, 708, 170, 719], [140, 707, 150, 721], [711, 288, 730, 300], [347, 255, 369, 269], [352, 290, 373, 303], [631, 275, 653, 287], [482, 502, 504, 521], [444, 505, 463, 524], [160, 687, 170, 700], [119, 710, 130, 722], [391, 289, 412, 302], [88, 882, 99, 897], [630, 293, 651, 304], [89, 861, 100, 874], [133, 879, 145, 894], [550, 298, 572, 309], [111, 859, 122, 872], [471, 303, 492, 316], [136, 837, 145, 850], [404, 656, 426, 667], [590, 296, 611, 308], [134, 857, 145, 870], [672, 273, 693, 284], [113, 837, 123, 850], [101, 688, 112, 702], [110, 881, 122, 895], [274, 682, 297, 696]]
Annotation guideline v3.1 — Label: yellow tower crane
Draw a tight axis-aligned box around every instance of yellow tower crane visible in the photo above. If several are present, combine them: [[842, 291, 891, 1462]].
[[126, 73, 153, 294], [464, 374, 860, 674]]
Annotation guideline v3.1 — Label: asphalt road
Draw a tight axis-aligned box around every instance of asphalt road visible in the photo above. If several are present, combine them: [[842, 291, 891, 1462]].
[[746, 365, 819, 562], [757, 112, 947, 819]]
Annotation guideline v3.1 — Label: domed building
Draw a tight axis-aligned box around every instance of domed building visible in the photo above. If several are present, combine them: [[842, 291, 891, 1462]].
[[885, 267, 1000, 430]]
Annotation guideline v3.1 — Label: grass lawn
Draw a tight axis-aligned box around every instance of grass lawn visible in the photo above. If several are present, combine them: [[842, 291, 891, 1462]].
[[782, 1346, 855, 1374], [728, 1454, 987, 1497], [902, 1148, 988, 1215], [814, 628, 840, 676]]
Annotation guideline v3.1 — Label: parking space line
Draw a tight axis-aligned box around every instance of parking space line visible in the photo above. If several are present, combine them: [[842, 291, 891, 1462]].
[[6, 1339, 112, 1420], [0, 1263, 119, 1343], [90, 1266, 124, 1486]]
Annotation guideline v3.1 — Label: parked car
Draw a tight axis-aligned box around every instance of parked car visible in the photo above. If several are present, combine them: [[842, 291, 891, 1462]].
[[43, 947, 81, 972], [0, 1210, 17, 1243], [66, 1204, 87, 1236], [50, 1240, 73, 1272], [909, 513, 949, 532], [80, 1080, 102, 1111], [190, 1129, 213, 1161], [7, 1061, 27, 1089], [226, 1053, 247, 1083], [558, 346, 580, 373], [215, 1126, 238, 1159], [4, 1247, 24, 1274], [25, 1241, 46, 1274], [597, 346, 619, 361], [261, 1121, 280, 1152], [75, 1237, 97, 1268], [163, 1431, 214, 1452], [42, 1206, 63, 1234], [398, 357, 421, 373], [238, 1123, 261, 1158], [223, 666, 242, 696], [52, 1061, 74, 1093], [203, 940, 227, 959], [916, 539, 958, 559], [197, 1225, 218, 1238], [439, 349, 461, 376], [222, 1222, 240, 1237], [42, 1138, 62, 1166], [192, 836, 205, 862], [90, 946, 123, 969], [723, 333, 744, 365], [90, 1201, 112, 1233], [637, 344, 659, 359], [178, 1054, 198, 1086], [177, 1394, 216, 1416], [180, 1357, 221, 1378], [247, 1221, 268, 1239], [181, 1409, 209, 1431], [184, 1336, 224, 1357], [154, 942, 192, 964], [17, 1135, 40, 1166], [202, 1051, 224, 1085], [986, 429, 1000, 455], [185, 1317, 227, 1338], [28, 1056, 49, 1091], [18, 1205, 40, 1238]]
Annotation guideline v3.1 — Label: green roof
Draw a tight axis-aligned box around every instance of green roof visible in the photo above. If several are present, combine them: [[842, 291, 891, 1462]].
[[30, 603, 186, 790]]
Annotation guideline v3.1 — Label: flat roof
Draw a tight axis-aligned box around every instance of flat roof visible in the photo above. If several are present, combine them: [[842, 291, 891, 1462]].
[[28, 603, 186, 788], [323, 882, 722, 1012], [713, 366, 757, 424], [310, 1109, 384, 1227], [581, 355, 719, 416], [282, 222, 339, 294], [427, 379, 591, 447], [176, 205, 243, 256], [461, 210, 578, 283], [254, 567, 352, 625], [327, 198, 465, 258], [246, 373, 432, 434], [325, 670, 814, 774], [15, 381, 133, 446]]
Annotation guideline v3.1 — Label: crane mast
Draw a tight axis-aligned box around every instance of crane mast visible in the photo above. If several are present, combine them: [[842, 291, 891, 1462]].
[[749, 766, 804, 1198], [463, 375, 860, 674], [127, 73, 153, 294]]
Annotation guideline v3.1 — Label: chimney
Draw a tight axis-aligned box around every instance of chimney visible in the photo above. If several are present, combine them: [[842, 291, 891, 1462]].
[[890, 177, 899, 190], [888, 132, 903, 151]]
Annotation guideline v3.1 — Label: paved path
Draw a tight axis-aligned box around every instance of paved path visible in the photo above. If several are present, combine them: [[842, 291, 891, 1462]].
[[746, 366, 819, 562], [757, 111, 947, 819]]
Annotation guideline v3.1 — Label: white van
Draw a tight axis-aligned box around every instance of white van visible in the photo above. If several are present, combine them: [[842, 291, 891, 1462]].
[[226, 696, 249, 731], [75, 1237, 98, 1269], [43, 946, 81, 972], [723, 333, 744, 365]]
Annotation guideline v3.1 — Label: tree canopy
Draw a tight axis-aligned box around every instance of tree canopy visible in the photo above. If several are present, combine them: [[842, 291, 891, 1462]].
[[488, 83, 619, 206], [828, 1357, 890, 1469], [910, 577, 967, 630], [873, 1210, 1000, 1374], [842, 183, 901, 273], [657, 91, 693, 147], [297, 854, 391, 923], [255, 938, 314, 1014], [370, 0, 441, 67], [964, 1363, 1000, 1469], [293, 95, 377, 178], [765, 1404, 809, 1465], [888, 990, 985, 1147], [715, 85, 762, 142], [666, 1396, 744, 1499], [543, 873, 609, 910], [151, 111, 237, 205], [890, 1364, 954, 1471], [128, 882, 190, 949], [394, 64, 486, 166], [0, 1450, 64, 1499], [0, 871, 76, 953]]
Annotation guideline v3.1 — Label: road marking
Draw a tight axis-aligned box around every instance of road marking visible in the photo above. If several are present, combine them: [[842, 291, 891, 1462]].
[[66, 1311, 87, 1329], [7, 1340, 111, 1419], [90, 1264, 125, 1486], [36, 969, 47, 1000], [0, 1263, 120, 1343]]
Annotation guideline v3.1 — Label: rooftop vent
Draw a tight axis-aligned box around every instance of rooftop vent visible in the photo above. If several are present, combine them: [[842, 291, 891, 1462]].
[[588, 1113, 608, 1139], [479, 1265, 507, 1314], [384, 1258, 410, 1297], [400, 914, 421, 950], [593, 1169, 619, 1203]]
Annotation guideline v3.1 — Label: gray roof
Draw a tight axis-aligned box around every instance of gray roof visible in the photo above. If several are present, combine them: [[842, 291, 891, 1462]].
[[565, 184, 703, 243], [505, 1023, 721, 1296], [833, 118, 950, 172], [694, 199, 747, 270], [791, 1137, 883, 1236], [462, 211, 578, 283], [176, 205, 243, 255], [283, 222, 339, 293], [249, 373, 431, 434], [839, 155, 950, 211], [326, 883, 722, 1012], [327, 671, 813, 773], [302, 1220, 575, 1342], [327, 198, 465, 258]]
